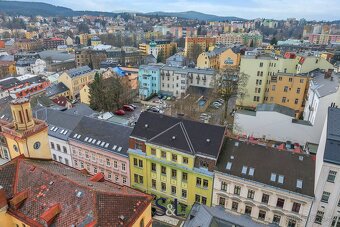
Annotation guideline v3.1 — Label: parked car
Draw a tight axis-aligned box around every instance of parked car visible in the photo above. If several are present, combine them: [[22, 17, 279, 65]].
[[129, 104, 137, 109], [148, 107, 160, 113], [217, 98, 224, 104], [213, 102, 222, 106], [158, 94, 163, 99], [123, 105, 134, 111], [162, 95, 168, 100], [114, 109, 125, 115]]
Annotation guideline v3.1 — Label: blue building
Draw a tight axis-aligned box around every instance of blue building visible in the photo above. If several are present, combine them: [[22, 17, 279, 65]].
[[138, 64, 162, 100]]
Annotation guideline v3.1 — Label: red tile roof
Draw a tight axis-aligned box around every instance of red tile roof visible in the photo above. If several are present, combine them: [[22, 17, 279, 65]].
[[0, 157, 152, 227]]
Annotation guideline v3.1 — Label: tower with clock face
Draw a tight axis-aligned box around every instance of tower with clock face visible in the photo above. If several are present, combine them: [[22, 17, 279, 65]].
[[1, 98, 51, 160]]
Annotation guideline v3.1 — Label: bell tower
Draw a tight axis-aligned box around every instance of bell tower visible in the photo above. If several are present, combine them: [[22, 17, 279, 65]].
[[1, 98, 51, 160]]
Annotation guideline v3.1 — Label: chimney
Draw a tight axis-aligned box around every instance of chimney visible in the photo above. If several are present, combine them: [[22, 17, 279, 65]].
[[0, 186, 8, 212], [9, 190, 28, 210], [89, 172, 105, 182], [324, 68, 334, 79]]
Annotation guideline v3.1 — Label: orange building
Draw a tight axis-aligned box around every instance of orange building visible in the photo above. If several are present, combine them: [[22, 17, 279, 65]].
[[264, 73, 310, 118], [184, 36, 216, 60], [0, 40, 5, 49]]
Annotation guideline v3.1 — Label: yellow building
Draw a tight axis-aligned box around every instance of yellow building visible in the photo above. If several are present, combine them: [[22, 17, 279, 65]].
[[197, 47, 241, 70], [128, 112, 226, 214], [58, 66, 96, 99], [139, 41, 177, 61], [1, 98, 51, 160], [264, 73, 309, 118], [80, 84, 91, 105], [237, 53, 334, 108], [77, 33, 95, 45], [0, 61, 16, 79], [184, 37, 216, 60], [25, 31, 38, 39]]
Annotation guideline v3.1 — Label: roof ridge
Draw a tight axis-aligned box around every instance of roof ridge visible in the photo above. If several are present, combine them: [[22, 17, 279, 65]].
[[148, 122, 182, 142], [179, 122, 196, 154]]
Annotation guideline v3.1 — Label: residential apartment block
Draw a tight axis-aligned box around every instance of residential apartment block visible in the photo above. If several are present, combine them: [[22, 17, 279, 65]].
[[43, 37, 65, 49], [308, 106, 340, 227], [237, 52, 334, 108], [160, 66, 216, 97], [138, 64, 162, 99], [128, 112, 225, 213], [184, 37, 216, 60], [213, 138, 315, 227], [308, 34, 340, 45], [215, 32, 263, 47], [75, 49, 107, 69], [58, 66, 96, 99], [139, 40, 177, 60]]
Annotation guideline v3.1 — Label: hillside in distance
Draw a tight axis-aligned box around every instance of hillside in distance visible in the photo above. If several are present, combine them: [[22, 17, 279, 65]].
[[146, 11, 245, 21]]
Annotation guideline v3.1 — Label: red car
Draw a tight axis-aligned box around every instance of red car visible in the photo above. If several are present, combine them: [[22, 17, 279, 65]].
[[114, 109, 125, 115], [123, 105, 134, 111]]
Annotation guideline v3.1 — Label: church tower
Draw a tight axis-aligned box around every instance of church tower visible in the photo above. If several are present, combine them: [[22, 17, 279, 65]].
[[1, 98, 51, 160]]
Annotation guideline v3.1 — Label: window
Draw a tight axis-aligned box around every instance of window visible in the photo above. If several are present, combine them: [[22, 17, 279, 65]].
[[219, 197, 226, 206], [292, 202, 301, 213], [183, 157, 188, 164], [171, 169, 177, 178], [221, 181, 227, 191], [182, 189, 187, 198], [63, 146, 67, 153], [172, 154, 177, 162], [195, 194, 200, 203], [234, 186, 241, 195], [273, 215, 281, 225], [296, 179, 303, 189], [247, 190, 255, 199], [151, 148, 156, 156], [297, 88, 301, 94], [114, 161, 118, 168], [201, 197, 207, 205], [327, 170, 337, 183], [279, 76, 282, 81], [123, 177, 127, 184], [50, 142, 55, 149], [138, 160, 143, 168], [284, 86, 288, 92], [321, 191, 330, 203], [203, 179, 208, 188], [245, 206, 252, 215], [231, 201, 238, 211], [294, 99, 299, 105], [270, 173, 276, 182], [196, 177, 202, 186], [52, 154, 56, 160], [282, 97, 287, 103], [241, 166, 248, 174], [161, 151, 166, 158], [80, 161, 84, 169], [94, 167, 97, 173], [139, 175, 143, 184], [262, 193, 269, 204], [133, 158, 138, 166], [289, 77, 293, 82], [57, 144, 61, 151], [106, 158, 110, 167], [278, 175, 284, 184], [171, 186, 176, 195], [249, 168, 255, 176], [161, 166, 166, 175], [140, 218, 144, 227], [315, 211, 324, 224], [331, 216, 340, 227], [122, 163, 126, 171], [272, 85, 276, 91], [276, 198, 285, 208], [182, 172, 188, 181], [338, 199, 340, 207], [260, 62, 263, 67], [108, 173, 112, 179], [151, 163, 156, 172], [300, 79, 304, 83], [161, 182, 166, 191], [258, 210, 266, 221], [65, 159, 69, 166]]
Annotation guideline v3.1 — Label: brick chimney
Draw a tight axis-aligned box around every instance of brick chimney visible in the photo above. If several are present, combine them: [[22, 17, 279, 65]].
[[324, 68, 334, 79]]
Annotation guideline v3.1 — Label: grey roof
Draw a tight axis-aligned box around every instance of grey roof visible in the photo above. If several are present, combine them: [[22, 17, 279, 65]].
[[184, 203, 267, 227], [324, 107, 340, 165], [161, 65, 215, 75], [0, 55, 14, 61], [38, 50, 75, 62], [216, 138, 315, 197], [139, 64, 162, 71], [310, 72, 339, 98], [256, 103, 296, 117], [16, 58, 37, 66], [66, 66, 93, 78], [35, 108, 83, 141], [64, 103, 96, 117], [45, 82, 69, 97], [70, 116, 133, 157], [0, 77, 21, 90], [131, 112, 225, 159]]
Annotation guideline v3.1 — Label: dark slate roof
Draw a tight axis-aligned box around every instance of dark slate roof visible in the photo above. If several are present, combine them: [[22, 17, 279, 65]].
[[45, 82, 69, 97], [64, 103, 96, 116], [38, 50, 75, 62], [70, 116, 133, 157], [131, 112, 225, 159], [216, 138, 315, 197], [184, 203, 267, 227], [66, 66, 92, 78], [311, 72, 339, 98], [35, 108, 83, 141], [324, 107, 340, 165], [0, 158, 152, 227], [256, 103, 295, 117], [0, 77, 21, 90]]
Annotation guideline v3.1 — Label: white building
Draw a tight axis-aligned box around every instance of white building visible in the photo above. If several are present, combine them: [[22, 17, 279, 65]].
[[35, 108, 83, 167], [308, 106, 340, 227], [16, 58, 46, 75], [213, 138, 315, 227], [160, 66, 216, 97]]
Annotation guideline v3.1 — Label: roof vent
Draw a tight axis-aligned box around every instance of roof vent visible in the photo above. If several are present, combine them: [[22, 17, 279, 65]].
[[230, 155, 234, 160], [49, 181, 54, 185], [206, 139, 211, 143], [119, 215, 126, 221], [234, 141, 239, 147], [145, 124, 148, 128], [172, 136, 176, 140], [76, 191, 83, 198], [299, 156, 304, 161]]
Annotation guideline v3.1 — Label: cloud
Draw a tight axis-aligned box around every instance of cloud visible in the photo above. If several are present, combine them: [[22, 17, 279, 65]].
[[21, 0, 340, 20]]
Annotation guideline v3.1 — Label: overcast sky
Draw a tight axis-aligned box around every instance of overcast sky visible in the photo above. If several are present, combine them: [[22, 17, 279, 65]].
[[21, 0, 339, 20]]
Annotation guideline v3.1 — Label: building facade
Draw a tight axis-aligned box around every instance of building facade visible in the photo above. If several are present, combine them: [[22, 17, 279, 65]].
[[197, 47, 241, 70], [185, 37, 216, 60], [138, 64, 162, 100], [213, 138, 314, 227], [128, 112, 225, 213], [43, 37, 65, 49]]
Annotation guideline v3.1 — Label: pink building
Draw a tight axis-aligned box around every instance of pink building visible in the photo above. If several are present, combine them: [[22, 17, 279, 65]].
[[308, 34, 340, 45], [69, 116, 133, 186]]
